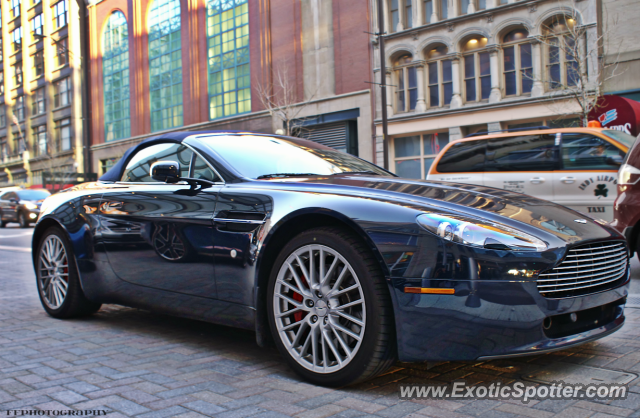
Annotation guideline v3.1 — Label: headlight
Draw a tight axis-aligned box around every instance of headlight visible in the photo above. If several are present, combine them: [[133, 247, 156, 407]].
[[417, 213, 547, 251], [618, 164, 640, 185], [23, 202, 38, 210]]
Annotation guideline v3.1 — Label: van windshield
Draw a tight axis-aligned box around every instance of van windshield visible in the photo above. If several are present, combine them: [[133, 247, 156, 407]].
[[602, 130, 637, 148]]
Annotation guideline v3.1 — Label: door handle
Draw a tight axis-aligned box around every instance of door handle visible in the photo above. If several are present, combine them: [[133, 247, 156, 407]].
[[530, 177, 545, 184], [560, 176, 576, 184]]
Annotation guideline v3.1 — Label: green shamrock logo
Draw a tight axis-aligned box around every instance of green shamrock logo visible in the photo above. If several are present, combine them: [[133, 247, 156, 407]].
[[594, 184, 608, 198]]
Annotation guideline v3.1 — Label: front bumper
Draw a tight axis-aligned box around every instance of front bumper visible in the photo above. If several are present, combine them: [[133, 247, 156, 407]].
[[391, 277, 629, 362]]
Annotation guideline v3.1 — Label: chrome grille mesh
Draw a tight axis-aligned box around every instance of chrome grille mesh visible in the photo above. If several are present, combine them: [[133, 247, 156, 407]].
[[537, 241, 628, 298]]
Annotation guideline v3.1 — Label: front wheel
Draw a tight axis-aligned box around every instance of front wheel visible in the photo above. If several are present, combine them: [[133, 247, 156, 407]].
[[18, 211, 29, 228], [36, 227, 102, 318], [267, 227, 396, 386]]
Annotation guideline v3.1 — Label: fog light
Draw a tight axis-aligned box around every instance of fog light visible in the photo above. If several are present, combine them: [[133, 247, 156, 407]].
[[29, 213, 37, 219], [570, 313, 578, 323]]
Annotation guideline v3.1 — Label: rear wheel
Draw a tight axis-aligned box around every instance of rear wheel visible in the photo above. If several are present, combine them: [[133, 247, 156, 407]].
[[267, 227, 396, 386], [36, 227, 101, 318]]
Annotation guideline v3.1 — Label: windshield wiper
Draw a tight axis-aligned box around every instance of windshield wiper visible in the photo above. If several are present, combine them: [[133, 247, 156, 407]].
[[256, 173, 321, 179], [332, 171, 382, 176]]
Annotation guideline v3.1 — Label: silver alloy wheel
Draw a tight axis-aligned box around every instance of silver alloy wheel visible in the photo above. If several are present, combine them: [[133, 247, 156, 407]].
[[273, 244, 366, 373], [38, 235, 69, 309]]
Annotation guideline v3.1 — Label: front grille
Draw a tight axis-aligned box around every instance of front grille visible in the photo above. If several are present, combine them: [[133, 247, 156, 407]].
[[537, 241, 628, 298]]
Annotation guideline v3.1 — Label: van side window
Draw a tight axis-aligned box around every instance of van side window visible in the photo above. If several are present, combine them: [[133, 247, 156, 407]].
[[486, 134, 558, 171], [436, 140, 486, 173], [561, 134, 625, 170]]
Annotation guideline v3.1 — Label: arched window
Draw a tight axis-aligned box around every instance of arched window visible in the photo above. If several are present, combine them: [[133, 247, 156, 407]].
[[544, 16, 579, 90], [148, 0, 183, 132], [207, 0, 250, 119], [425, 45, 452, 107], [502, 28, 532, 96], [102, 11, 130, 142], [462, 36, 490, 102], [394, 55, 417, 113]]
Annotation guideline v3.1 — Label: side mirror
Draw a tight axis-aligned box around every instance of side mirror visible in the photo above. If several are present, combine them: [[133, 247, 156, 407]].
[[151, 161, 181, 183]]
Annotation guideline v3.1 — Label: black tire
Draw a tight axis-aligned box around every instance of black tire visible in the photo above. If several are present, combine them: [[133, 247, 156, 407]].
[[267, 226, 396, 386], [18, 211, 29, 228], [35, 227, 102, 318]]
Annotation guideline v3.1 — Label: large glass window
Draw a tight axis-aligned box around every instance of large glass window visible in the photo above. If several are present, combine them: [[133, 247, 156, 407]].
[[149, 0, 183, 132], [33, 50, 44, 78], [394, 55, 417, 113], [14, 95, 25, 121], [462, 36, 490, 102], [33, 125, 47, 156], [561, 134, 625, 170], [426, 46, 452, 108], [390, 0, 399, 32], [32, 88, 45, 115], [53, 0, 68, 30], [31, 13, 43, 42], [103, 11, 130, 142], [405, 0, 412, 29], [54, 77, 71, 108], [10, 0, 21, 18], [55, 38, 68, 67], [11, 27, 22, 53], [0, 72, 4, 94], [0, 106, 5, 128], [207, 0, 250, 120], [12, 62, 23, 88], [394, 132, 450, 178], [55, 118, 71, 151], [440, 0, 447, 19], [503, 29, 532, 96], [545, 16, 579, 90], [424, 0, 432, 24]]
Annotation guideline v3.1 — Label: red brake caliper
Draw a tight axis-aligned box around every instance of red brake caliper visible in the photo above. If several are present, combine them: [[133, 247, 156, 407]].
[[292, 275, 309, 322]]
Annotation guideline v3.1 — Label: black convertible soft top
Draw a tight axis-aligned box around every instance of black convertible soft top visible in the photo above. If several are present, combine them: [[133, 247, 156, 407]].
[[99, 130, 253, 182]]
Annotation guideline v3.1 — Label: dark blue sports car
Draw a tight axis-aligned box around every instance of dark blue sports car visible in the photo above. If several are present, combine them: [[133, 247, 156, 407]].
[[32, 132, 630, 386]]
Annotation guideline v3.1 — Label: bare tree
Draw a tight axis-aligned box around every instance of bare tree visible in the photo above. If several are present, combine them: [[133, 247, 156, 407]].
[[535, 1, 624, 126], [255, 63, 318, 136]]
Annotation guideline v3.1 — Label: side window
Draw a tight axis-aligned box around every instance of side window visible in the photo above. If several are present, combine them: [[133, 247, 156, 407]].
[[1, 192, 13, 200], [436, 140, 486, 173], [121, 143, 192, 182], [561, 134, 625, 170], [191, 154, 221, 182], [485, 134, 557, 171]]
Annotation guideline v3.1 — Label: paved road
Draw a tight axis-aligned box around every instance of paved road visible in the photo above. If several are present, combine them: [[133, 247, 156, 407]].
[[1, 226, 640, 417]]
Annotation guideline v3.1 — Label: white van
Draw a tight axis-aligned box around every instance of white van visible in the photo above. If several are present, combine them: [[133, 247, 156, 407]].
[[426, 127, 636, 221]]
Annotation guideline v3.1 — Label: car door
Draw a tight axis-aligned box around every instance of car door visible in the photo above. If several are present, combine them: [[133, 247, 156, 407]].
[[98, 142, 223, 298], [553, 132, 625, 221], [484, 133, 559, 201]]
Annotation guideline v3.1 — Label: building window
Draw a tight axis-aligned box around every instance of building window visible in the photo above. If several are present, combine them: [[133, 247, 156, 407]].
[[33, 50, 44, 78], [33, 124, 47, 156], [477, 0, 486, 10], [31, 13, 43, 42], [53, 0, 68, 30], [405, 0, 412, 29], [424, 0, 432, 23], [460, 0, 470, 15], [32, 0, 41, 5], [426, 45, 453, 107], [55, 38, 69, 67], [101, 157, 118, 175], [390, 0, 399, 32], [103, 11, 130, 142], [11, 27, 22, 53], [0, 137, 6, 162], [393, 132, 450, 179], [10, 0, 21, 18], [15, 95, 25, 121], [462, 36, 490, 102], [0, 105, 5, 128], [394, 55, 417, 113], [206, 0, 250, 120], [53, 77, 71, 108], [0, 36, 3, 64], [32, 88, 46, 115], [0, 72, 4, 94], [12, 62, 23, 88], [149, 0, 183, 132], [55, 118, 71, 151], [440, 0, 448, 19], [502, 29, 532, 96], [544, 16, 579, 90]]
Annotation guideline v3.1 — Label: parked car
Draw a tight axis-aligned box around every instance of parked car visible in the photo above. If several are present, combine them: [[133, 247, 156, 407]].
[[426, 127, 637, 222], [0, 188, 51, 227], [32, 132, 630, 386], [612, 134, 640, 260]]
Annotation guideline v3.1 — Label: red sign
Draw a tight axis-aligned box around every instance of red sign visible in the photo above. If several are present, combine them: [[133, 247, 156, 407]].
[[588, 95, 640, 137]]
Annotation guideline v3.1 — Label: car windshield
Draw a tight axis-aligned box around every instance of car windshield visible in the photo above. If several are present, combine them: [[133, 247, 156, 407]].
[[602, 130, 637, 148], [199, 135, 391, 179], [17, 190, 51, 200]]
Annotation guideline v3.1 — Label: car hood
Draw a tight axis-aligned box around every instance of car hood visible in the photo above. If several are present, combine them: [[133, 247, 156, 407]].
[[275, 175, 620, 245]]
